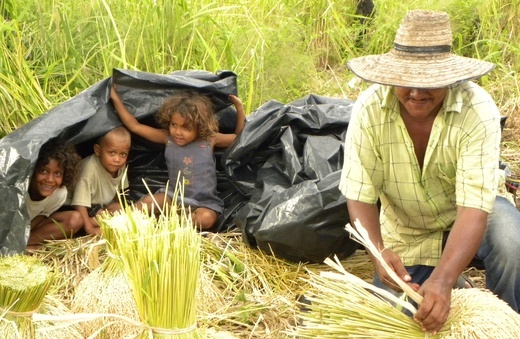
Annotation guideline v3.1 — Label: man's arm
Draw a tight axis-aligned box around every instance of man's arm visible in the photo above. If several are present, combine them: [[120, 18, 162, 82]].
[[415, 206, 487, 333], [347, 199, 416, 291]]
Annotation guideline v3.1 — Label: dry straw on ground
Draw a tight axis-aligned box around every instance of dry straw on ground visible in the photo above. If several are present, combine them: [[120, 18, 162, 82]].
[[0, 255, 83, 338], [23, 223, 496, 339]]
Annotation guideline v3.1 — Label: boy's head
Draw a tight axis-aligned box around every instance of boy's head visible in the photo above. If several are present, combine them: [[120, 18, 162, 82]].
[[94, 126, 131, 177], [29, 139, 81, 201]]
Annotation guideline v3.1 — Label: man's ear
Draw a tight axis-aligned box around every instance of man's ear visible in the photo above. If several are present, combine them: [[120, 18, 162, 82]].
[[93, 143, 101, 156]]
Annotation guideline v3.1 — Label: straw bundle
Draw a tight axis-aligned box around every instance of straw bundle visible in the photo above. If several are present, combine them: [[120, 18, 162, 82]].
[[0, 254, 54, 338], [442, 287, 520, 338], [68, 210, 147, 338], [296, 220, 520, 338], [31, 294, 83, 339], [346, 220, 520, 338], [0, 254, 83, 338], [297, 265, 428, 338], [71, 258, 140, 338], [98, 202, 202, 338]]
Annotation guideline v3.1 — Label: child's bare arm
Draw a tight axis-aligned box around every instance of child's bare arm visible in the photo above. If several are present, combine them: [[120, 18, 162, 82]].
[[229, 94, 246, 135], [30, 215, 47, 229], [110, 84, 169, 144], [213, 94, 247, 148]]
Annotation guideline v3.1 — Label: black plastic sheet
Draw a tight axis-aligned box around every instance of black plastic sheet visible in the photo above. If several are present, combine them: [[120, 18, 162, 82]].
[[0, 68, 238, 255], [224, 94, 359, 263], [1, 69, 359, 264]]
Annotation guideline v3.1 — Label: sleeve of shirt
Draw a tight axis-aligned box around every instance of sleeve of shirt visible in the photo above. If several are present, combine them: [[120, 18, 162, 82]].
[[339, 91, 383, 204], [71, 176, 93, 207], [41, 187, 67, 217], [456, 90, 501, 212]]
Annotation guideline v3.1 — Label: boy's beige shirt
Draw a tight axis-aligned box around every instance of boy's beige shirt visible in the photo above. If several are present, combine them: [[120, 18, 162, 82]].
[[71, 155, 128, 207]]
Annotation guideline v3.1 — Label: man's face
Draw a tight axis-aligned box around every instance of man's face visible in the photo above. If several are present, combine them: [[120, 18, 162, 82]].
[[394, 87, 448, 119]]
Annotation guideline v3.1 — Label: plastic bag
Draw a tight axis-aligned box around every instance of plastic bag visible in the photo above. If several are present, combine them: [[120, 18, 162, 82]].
[[223, 94, 359, 263]]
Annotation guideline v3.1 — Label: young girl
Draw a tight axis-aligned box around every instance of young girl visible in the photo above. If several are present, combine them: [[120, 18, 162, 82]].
[[26, 138, 83, 249], [110, 84, 246, 230]]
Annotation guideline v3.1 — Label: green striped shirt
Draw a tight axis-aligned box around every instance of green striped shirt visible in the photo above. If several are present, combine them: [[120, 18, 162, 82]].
[[340, 82, 502, 266]]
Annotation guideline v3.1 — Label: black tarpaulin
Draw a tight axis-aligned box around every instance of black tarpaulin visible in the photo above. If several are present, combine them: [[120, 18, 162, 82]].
[[0, 68, 238, 255], [1, 69, 359, 264], [223, 94, 359, 263]]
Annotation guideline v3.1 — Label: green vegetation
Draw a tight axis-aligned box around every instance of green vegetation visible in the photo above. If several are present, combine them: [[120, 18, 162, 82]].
[[1, 0, 520, 143]]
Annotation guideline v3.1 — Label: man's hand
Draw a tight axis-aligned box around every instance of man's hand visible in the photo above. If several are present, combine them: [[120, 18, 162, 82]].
[[414, 277, 452, 334], [375, 248, 420, 292]]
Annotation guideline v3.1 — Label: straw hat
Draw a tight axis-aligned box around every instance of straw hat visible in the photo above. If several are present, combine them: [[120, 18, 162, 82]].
[[347, 10, 495, 88]]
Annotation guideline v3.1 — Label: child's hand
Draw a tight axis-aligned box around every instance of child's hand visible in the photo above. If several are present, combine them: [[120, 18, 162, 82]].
[[228, 94, 243, 108], [85, 218, 102, 236], [110, 83, 119, 101], [229, 94, 246, 136]]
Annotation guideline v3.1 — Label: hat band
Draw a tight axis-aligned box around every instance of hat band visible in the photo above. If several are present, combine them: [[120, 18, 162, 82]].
[[394, 43, 451, 54]]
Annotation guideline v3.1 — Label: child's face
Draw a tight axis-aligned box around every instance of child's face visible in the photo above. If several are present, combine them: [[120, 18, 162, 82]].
[[94, 134, 131, 177], [29, 159, 64, 201], [169, 112, 199, 146]]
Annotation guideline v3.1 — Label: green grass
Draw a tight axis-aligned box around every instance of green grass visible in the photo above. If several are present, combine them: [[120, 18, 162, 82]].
[[1, 0, 520, 140]]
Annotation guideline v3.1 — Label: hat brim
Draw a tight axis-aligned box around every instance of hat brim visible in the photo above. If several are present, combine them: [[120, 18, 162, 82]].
[[347, 51, 495, 88]]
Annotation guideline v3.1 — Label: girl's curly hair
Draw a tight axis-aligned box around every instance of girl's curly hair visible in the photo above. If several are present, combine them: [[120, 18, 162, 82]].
[[155, 91, 219, 141], [33, 138, 82, 191]]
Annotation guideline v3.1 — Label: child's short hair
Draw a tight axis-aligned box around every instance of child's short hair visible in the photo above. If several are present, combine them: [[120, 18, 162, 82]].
[[34, 138, 81, 190], [97, 126, 131, 146], [155, 91, 219, 140]]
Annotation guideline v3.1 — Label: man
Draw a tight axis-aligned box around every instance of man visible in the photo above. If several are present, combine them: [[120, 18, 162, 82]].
[[340, 9, 520, 335]]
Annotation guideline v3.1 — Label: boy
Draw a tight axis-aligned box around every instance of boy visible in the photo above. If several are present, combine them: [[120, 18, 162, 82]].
[[71, 126, 131, 235]]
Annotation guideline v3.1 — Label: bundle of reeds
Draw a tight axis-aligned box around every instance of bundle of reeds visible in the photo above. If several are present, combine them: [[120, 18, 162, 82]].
[[71, 257, 140, 338], [297, 262, 428, 338], [98, 202, 202, 338], [296, 220, 520, 338], [0, 254, 54, 337], [0, 254, 82, 338]]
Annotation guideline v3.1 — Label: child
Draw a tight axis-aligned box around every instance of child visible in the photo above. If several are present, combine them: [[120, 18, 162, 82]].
[[26, 138, 82, 249], [71, 126, 131, 235], [110, 84, 246, 230]]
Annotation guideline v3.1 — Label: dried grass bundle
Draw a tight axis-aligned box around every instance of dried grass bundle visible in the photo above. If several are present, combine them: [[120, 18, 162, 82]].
[[442, 288, 520, 338], [345, 220, 520, 338], [296, 220, 520, 338], [0, 254, 54, 338], [0, 255, 83, 338], [71, 259, 140, 338], [297, 263, 427, 338], [32, 294, 83, 339], [98, 202, 202, 338]]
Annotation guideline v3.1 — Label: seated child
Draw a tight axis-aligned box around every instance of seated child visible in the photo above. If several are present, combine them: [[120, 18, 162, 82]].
[[110, 84, 246, 231], [26, 138, 82, 250], [71, 126, 131, 235]]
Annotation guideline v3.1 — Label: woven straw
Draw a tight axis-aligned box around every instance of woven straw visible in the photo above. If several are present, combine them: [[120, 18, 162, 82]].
[[347, 10, 495, 88]]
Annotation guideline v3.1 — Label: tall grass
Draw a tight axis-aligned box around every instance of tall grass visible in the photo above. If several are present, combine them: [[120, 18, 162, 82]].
[[1, 0, 520, 139]]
